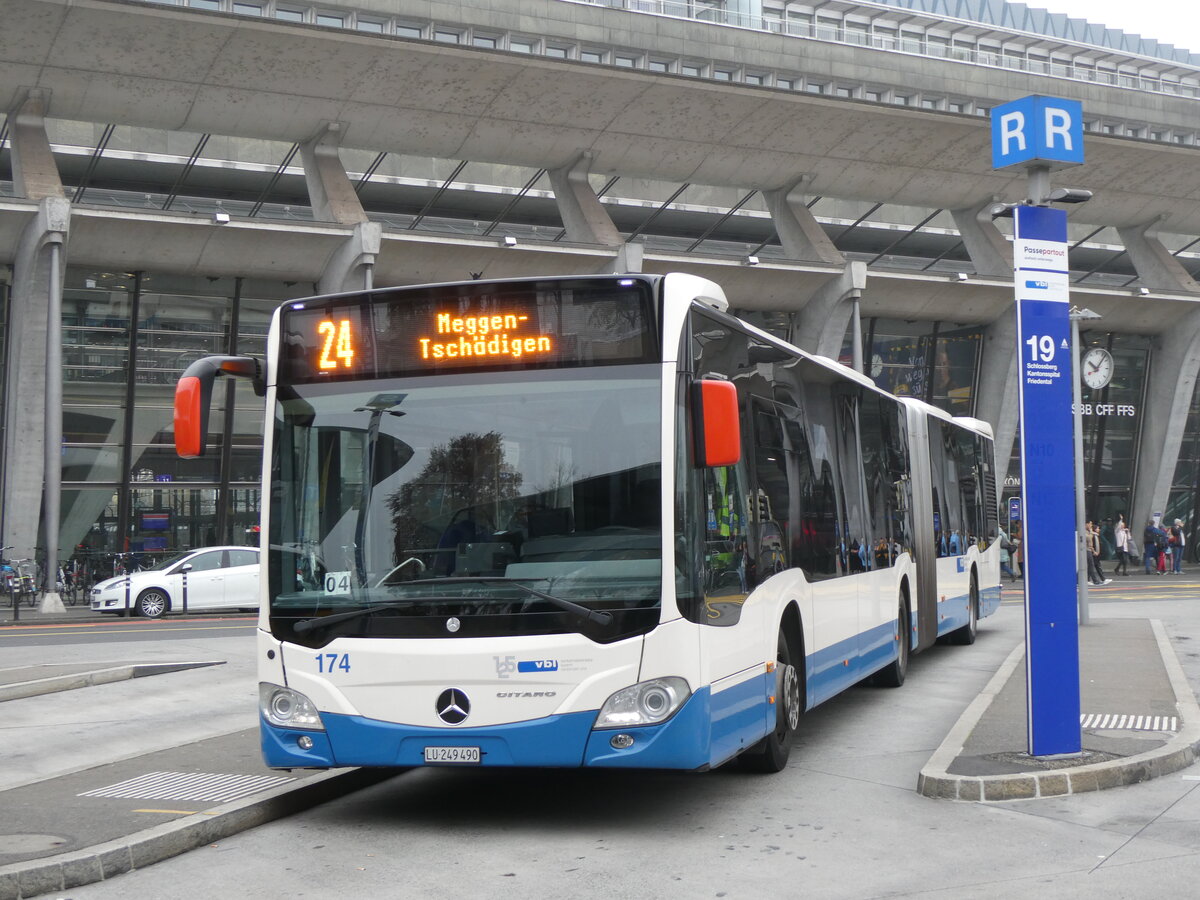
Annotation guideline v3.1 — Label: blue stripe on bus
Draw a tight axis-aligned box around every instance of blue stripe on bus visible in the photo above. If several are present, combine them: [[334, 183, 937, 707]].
[[936, 590, 970, 636], [980, 583, 1002, 617], [710, 671, 774, 765], [807, 619, 897, 706]]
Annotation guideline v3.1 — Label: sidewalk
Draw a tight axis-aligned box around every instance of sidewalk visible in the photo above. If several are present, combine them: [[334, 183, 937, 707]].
[[0, 727, 388, 900], [0, 655, 391, 900], [0, 603, 254, 627], [919, 576, 1200, 801], [0, 602, 104, 627]]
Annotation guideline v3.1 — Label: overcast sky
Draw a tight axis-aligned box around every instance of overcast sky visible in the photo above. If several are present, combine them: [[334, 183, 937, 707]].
[[1032, 0, 1200, 53]]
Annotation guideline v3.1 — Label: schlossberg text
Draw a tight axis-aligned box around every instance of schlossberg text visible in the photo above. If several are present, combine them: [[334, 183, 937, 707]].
[[418, 312, 554, 361]]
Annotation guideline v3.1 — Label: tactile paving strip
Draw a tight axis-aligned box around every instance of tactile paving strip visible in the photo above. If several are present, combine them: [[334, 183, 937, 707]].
[[1080, 714, 1179, 731], [79, 771, 295, 803]]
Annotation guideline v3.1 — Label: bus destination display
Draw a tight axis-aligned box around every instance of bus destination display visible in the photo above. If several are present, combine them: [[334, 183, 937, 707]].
[[279, 279, 656, 383], [419, 312, 553, 362]]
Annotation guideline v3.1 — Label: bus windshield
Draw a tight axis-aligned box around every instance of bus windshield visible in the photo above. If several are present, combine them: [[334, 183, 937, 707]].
[[269, 365, 663, 644]]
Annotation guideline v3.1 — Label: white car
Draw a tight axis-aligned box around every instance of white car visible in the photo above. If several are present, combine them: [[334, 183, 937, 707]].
[[90, 546, 260, 618]]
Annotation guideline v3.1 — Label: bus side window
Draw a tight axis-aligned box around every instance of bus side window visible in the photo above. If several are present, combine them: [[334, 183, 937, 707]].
[[753, 403, 791, 578]]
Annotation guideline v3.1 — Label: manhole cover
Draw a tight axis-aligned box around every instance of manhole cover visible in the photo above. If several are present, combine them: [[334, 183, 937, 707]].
[[0, 834, 72, 854]]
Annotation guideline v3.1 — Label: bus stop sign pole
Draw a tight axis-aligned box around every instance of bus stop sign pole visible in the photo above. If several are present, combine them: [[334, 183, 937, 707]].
[[992, 95, 1086, 757], [1013, 204, 1081, 757]]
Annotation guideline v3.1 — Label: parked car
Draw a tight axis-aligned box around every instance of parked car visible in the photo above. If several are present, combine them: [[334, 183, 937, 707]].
[[90, 546, 260, 618]]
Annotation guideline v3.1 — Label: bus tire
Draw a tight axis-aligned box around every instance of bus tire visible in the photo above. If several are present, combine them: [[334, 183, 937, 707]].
[[947, 573, 979, 646], [873, 596, 910, 688], [740, 630, 802, 774]]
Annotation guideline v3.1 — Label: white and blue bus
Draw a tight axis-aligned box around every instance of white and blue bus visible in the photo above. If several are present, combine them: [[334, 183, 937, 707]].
[[175, 273, 1000, 774]]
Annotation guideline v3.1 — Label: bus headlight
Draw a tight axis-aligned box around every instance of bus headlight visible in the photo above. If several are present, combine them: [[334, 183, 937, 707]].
[[259, 683, 325, 731], [594, 677, 690, 729]]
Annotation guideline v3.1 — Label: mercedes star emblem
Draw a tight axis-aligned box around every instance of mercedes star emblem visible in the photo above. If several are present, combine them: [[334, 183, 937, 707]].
[[436, 688, 470, 725], [446, 616, 461, 633]]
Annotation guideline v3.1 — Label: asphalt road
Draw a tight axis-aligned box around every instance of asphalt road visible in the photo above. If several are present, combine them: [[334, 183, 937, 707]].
[[22, 581, 1200, 898], [47, 589, 1189, 898]]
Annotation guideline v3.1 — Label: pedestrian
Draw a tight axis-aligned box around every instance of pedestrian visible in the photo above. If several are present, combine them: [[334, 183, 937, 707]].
[[1144, 519, 1160, 574], [1171, 519, 1187, 575], [1086, 521, 1108, 585], [1101, 518, 1116, 560], [1090, 521, 1110, 584], [1113, 514, 1130, 576], [1012, 522, 1023, 579], [998, 524, 1016, 582], [1158, 523, 1170, 574]]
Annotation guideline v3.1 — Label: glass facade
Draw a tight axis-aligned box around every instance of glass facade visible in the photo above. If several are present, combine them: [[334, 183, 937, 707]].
[[1002, 332, 1151, 556], [59, 268, 305, 570], [1168, 375, 1200, 555], [0, 278, 8, 522], [1080, 333, 1151, 528]]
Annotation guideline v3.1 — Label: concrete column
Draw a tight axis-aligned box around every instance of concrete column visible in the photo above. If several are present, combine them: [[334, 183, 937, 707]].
[[1117, 221, 1200, 294], [791, 261, 867, 360], [2, 197, 71, 561], [950, 200, 1013, 277], [972, 308, 1021, 493], [604, 242, 643, 275], [7, 91, 64, 201], [762, 181, 844, 266], [318, 222, 382, 295], [1131, 309, 1200, 532], [300, 123, 367, 226], [548, 153, 622, 247]]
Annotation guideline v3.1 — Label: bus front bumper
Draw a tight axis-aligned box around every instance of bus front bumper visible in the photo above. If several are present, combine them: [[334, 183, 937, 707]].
[[260, 687, 714, 770]]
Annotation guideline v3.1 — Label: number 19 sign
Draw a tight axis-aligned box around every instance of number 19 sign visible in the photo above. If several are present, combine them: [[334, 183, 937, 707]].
[[1014, 203, 1082, 757]]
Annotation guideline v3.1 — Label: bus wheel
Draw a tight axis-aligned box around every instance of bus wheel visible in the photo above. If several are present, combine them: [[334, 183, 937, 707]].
[[948, 575, 979, 646], [740, 631, 801, 774], [874, 598, 910, 687]]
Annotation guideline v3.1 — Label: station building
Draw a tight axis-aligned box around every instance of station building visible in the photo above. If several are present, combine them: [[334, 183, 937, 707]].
[[2, 0, 1199, 568]]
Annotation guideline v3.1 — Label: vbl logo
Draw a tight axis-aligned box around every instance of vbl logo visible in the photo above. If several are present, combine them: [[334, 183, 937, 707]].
[[517, 659, 559, 673]]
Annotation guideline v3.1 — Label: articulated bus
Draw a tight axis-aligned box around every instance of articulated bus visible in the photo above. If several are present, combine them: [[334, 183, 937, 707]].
[[175, 273, 1000, 774]]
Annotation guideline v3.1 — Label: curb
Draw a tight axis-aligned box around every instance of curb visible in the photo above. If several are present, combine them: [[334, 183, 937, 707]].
[[0, 767, 395, 900], [0, 662, 225, 703], [918, 619, 1200, 801]]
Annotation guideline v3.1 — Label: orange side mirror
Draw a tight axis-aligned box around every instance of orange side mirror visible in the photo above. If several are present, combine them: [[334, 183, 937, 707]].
[[693, 379, 741, 467], [174, 376, 207, 458], [174, 356, 262, 459]]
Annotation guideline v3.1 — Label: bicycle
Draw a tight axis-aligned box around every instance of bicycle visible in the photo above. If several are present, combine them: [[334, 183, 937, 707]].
[[60, 563, 79, 606], [0, 548, 17, 609], [9, 559, 39, 607]]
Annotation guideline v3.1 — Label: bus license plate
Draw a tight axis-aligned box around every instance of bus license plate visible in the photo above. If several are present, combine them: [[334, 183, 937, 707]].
[[424, 746, 481, 764]]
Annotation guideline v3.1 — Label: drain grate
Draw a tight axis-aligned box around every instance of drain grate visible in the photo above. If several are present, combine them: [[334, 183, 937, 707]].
[[79, 771, 295, 804], [1080, 714, 1179, 732]]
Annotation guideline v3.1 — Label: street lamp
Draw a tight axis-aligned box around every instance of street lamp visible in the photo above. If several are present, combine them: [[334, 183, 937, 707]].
[[1070, 306, 1102, 626]]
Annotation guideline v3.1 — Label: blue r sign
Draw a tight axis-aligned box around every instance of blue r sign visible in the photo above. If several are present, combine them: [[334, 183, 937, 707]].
[[992, 96, 1084, 170]]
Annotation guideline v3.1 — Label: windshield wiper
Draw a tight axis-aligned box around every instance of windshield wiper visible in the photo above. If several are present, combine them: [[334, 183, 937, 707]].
[[293, 596, 463, 634], [291, 576, 613, 635]]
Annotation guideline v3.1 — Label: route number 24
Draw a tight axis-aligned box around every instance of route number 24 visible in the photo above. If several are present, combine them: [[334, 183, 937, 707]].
[[1025, 335, 1056, 362]]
